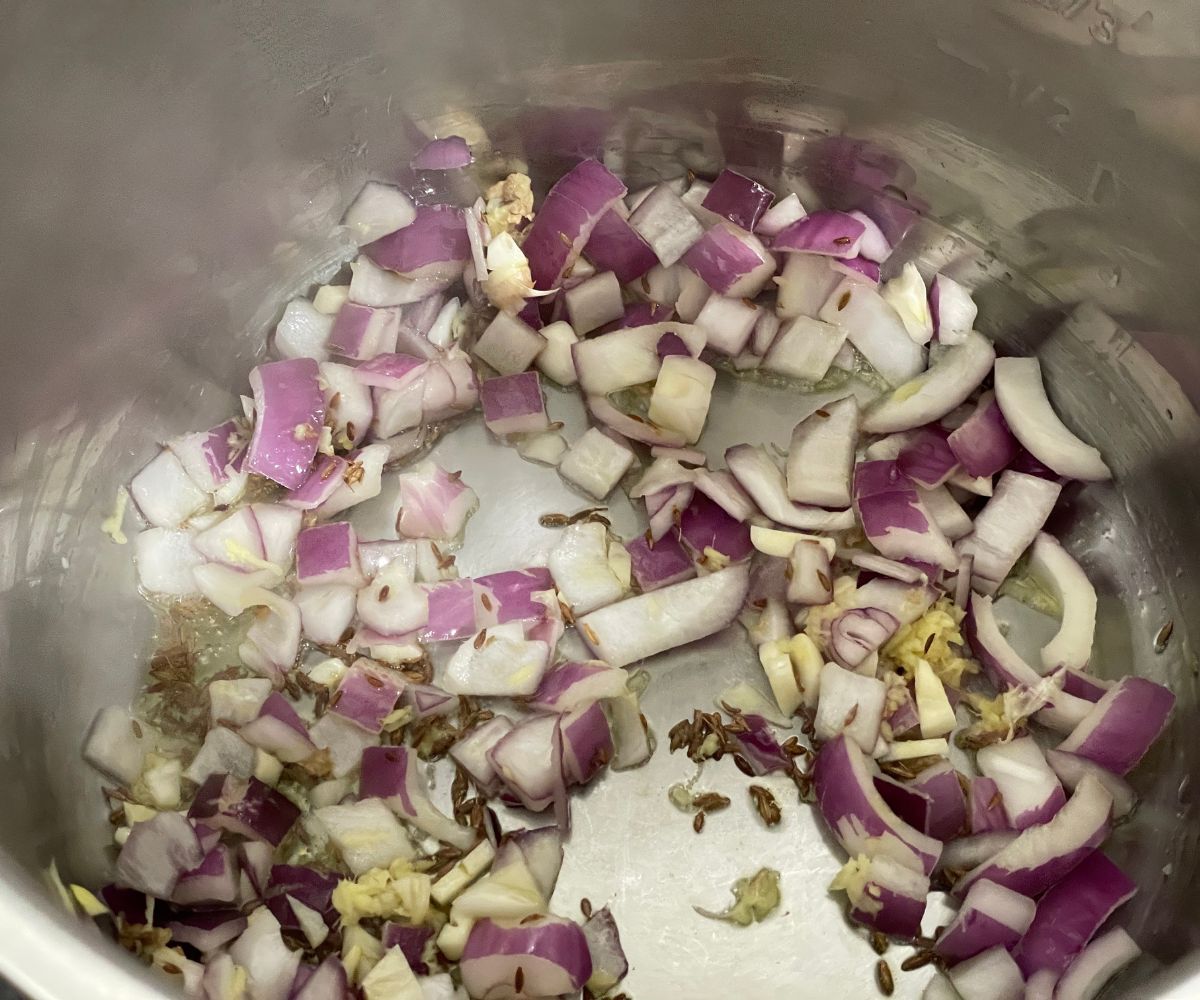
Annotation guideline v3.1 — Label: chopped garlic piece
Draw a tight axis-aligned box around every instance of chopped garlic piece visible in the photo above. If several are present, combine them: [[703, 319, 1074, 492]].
[[100, 487, 130, 544]]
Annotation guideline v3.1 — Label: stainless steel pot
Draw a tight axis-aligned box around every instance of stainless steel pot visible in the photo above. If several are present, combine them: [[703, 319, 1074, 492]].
[[2, 1, 1199, 997]]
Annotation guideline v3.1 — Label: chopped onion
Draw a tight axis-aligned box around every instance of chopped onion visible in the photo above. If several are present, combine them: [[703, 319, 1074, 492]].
[[115, 812, 204, 898], [727, 444, 855, 531], [559, 428, 635, 499], [1057, 675, 1175, 775], [832, 853, 928, 938], [364, 204, 469, 282], [343, 181, 417, 244], [929, 273, 978, 346], [130, 449, 210, 529], [396, 460, 478, 541], [549, 522, 627, 616], [473, 311, 546, 377], [860, 330, 995, 433], [460, 916, 592, 1000], [957, 471, 1062, 595], [762, 315, 849, 382], [360, 745, 476, 850], [786, 396, 858, 508], [818, 279, 926, 387], [1027, 532, 1096, 673], [646, 355, 716, 444], [702, 168, 774, 231], [772, 210, 865, 258], [273, 299, 333, 362], [576, 564, 750, 668], [449, 717, 514, 797], [443, 622, 550, 697], [1054, 927, 1140, 1000], [572, 322, 704, 396], [679, 492, 753, 562], [977, 736, 1066, 830], [627, 531, 696, 591], [814, 662, 887, 750], [947, 390, 1018, 478], [955, 774, 1112, 899], [1043, 749, 1136, 819], [755, 192, 806, 237], [993, 356, 1111, 481], [693, 292, 760, 356], [946, 945, 1025, 1000], [627, 182, 704, 267], [853, 461, 958, 570], [583, 210, 658, 284], [682, 223, 776, 299], [880, 262, 933, 344], [411, 135, 473, 171]]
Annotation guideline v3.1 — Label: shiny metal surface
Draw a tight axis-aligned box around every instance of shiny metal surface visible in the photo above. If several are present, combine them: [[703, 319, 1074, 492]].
[[2, 0, 1200, 997]]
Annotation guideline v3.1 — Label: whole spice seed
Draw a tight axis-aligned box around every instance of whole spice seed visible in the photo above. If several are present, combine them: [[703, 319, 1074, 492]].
[[378, 585, 391, 602], [749, 785, 782, 826], [480, 593, 493, 611], [515, 966, 526, 993], [473, 629, 488, 650], [130, 720, 143, 739], [693, 811, 706, 833], [876, 959, 894, 996], [1155, 620, 1174, 654], [733, 754, 755, 777], [582, 623, 600, 645], [692, 792, 731, 812], [580, 898, 593, 919], [901, 950, 936, 972], [870, 931, 889, 956]]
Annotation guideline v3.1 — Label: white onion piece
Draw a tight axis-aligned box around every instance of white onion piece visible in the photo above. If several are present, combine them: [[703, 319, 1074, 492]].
[[295, 584, 356, 645], [535, 321, 580, 387], [130, 449, 210, 529], [861, 330, 996, 434], [756, 192, 806, 236], [786, 396, 857, 507], [956, 472, 1062, 595], [134, 528, 204, 596], [646, 355, 716, 444], [880, 263, 933, 345], [695, 469, 757, 522], [977, 736, 1066, 830], [576, 564, 750, 668], [818, 279, 926, 387], [229, 907, 300, 1000], [273, 299, 332, 362], [774, 253, 843, 320], [628, 183, 704, 267], [629, 456, 695, 498], [946, 945, 1025, 1000], [357, 562, 429, 637], [473, 311, 546, 377], [814, 663, 886, 751], [750, 525, 835, 559], [571, 322, 704, 396], [82, 706, 148, 785], [565, 271, 624, 335], [549, 521, 628, 615], [693, 293, 760, 356], [914, 660, 955, 738], [993, 356, 1111, 481], [443, 622, 550, 697], [342, 180, 417, 244], [726, 444, 855, 531], [559, 428, 635, 499], [238, 590, 301, 683], [788, 540, 834, 606], [929, 273, 977, 346], [918, 485, 973, 541], [1027, 532, 1097, 673], [1054, 927, 1140, 1000], [1043, 749, 1136, 819]]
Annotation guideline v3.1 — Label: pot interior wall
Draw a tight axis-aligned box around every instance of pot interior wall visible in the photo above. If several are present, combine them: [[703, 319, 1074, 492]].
[[1, 1, 1199, 997]]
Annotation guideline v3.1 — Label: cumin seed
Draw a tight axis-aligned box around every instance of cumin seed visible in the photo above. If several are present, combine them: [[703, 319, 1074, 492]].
[[1155, 620, 1174, 653], [749, 785, 782, 826], [815, 408, 830, 418], [473, 629, 488, 649], [515, 965, 526, 992], [901, 951, 935, 972], [870, 931, 889, 955], [837, 290, 851, 310], [582, 623, 599, 645], [693, 810, 706, 833], [480, 593, 493, 611], [876, 959, 894, 996], [692, 792, 731, 812], [378, 585, 391, 601], [843, 704, 860, 727], [130, 720, 143, 739], [733, 754, 755, 777]]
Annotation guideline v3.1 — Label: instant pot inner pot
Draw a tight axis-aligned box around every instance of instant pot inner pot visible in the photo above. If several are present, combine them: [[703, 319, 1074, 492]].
[[1, 2, 1199, 998]]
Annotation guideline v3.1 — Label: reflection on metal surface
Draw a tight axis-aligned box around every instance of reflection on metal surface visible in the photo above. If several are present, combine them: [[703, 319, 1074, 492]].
[[2, 0, 1200, 997]]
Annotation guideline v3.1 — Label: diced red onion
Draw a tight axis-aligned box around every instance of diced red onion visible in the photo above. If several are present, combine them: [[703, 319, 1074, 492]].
[[772, 210, 866, 258], [381, 922, 434, 975], [294, 521, 361, 588], [245, 358, 325, 489], [826, 609, 901, 676], [812, 734, 943, 875], [847, 210, 892, 263], [831, 256, 882, 284], [853, 461, 958, 571], [841, 854, 930, 938], [548, 521, 628, 615], [529, 661, 630, 714], [238, 590, 301, 683], [560, 701, 614, 786], [1015, 849, 1136, 978], [168, 909, 247, 953], [939, 832, 1019, 875], [395, 460, 478, 541], [947, 390, 1018, 478], [682, 224, 775, 299], [626, 532, 696, 591], [968, 776, 1011, 835], [83, 706, 148, 786], [294, 584, 355, 645], [115, 812, 205, 898], [956, 471, 1062, 595], [239, 693, 318, 764], [480, 371, 549, 438], [786, 396, 858, 508], [775, 253, 843, 320], [318, 443, 390, 518], [576, 564, 750, 668], [189, 774, 301, 847], [679, 492, 753, 562], [1054, 927, 1140, 1000], [474, 310, 547, 377], [411, 135, 473, 171], [977, 736, 1066, 830], [691, 292, 759, 357], [583, 209, 658, 285], [292, 955, 349, 1000], [1056, 675, 1175, 776], [874, 773, 935, 834], [691, 469, 754, 522], [645, 355, 716, 444], [860, 330, 995, 433], [955, 773, 1112, 899], [727, 444, 855, 531], [172, 845, 239, 907], [460, 916, 592, 1000], [170, 417, 247, 496], [228, 907, 300, 1000], [486, 714, 567, 815], [327, 660, 403, 734], [619, 301, 675, 328], [579, 906, 628, 995], [327, 301, 400, 362], [992, 356, 1111, 481], [134, 528, 204, 596], [364, 204, 469, 282], [450, 716, 514, 796], [897, 427, 960, 489], [627, 183, 704, 268], [360, 744, 476, 850], [946, 945, 1025, 1000], [702, 169, 774, 231]]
